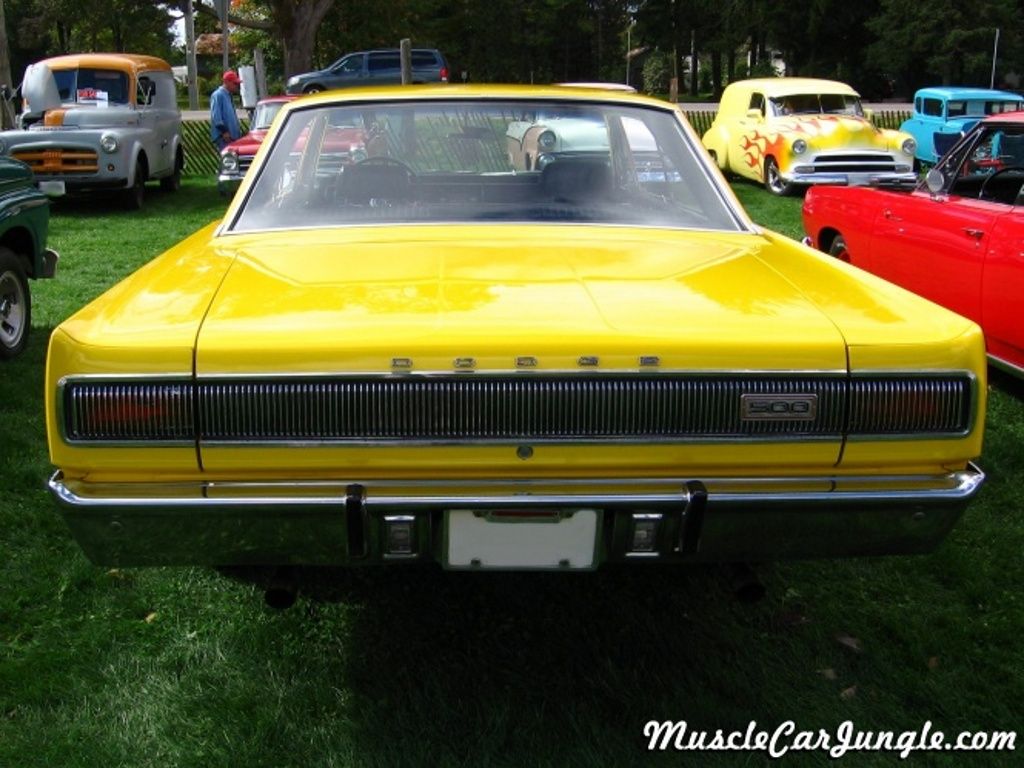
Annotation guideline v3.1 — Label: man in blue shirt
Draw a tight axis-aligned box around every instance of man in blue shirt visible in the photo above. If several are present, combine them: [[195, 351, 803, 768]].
[[210, 70, 242, 150]]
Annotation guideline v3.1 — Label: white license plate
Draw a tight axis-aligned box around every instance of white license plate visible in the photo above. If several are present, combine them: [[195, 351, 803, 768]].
[[37, 180, 66, 197], [445, 509, 599, 570]]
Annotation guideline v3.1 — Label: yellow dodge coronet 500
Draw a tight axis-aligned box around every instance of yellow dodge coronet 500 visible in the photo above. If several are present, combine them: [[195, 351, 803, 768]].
[[47, 85, 985, 571], [702, 78, 918, 196]]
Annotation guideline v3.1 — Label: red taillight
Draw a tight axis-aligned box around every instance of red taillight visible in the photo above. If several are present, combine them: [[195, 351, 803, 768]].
[[440, 66, 449, 82]]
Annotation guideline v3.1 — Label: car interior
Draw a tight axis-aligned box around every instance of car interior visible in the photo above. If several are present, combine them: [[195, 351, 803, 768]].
[[945, 128, 1024, 204]]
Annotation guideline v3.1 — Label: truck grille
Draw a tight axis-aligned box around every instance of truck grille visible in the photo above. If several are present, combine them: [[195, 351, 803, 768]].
[[13, 148, 98, 174], [60, 373, 974, 444]]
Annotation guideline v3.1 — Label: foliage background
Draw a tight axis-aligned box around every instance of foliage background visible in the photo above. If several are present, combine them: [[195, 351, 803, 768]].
[[2, 0, 1023, 99]]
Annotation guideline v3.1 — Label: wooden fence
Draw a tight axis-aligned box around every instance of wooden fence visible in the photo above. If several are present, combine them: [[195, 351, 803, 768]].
[[179, 109, 913, 177]]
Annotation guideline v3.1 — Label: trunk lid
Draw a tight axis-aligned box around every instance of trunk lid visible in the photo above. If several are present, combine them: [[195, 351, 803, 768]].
[[196, 225, 847, 374]]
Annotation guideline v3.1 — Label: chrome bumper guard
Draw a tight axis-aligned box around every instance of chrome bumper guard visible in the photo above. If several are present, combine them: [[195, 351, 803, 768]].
[[49, 464, 984, 567]]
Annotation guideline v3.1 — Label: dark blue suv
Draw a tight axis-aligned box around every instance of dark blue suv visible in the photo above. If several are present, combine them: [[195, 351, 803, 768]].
[[285, 49, 449, 94]]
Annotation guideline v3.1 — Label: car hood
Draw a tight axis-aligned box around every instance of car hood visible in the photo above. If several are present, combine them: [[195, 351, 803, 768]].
[[225, 130, 268, 156], [940, 116, 984, 133], [21, 62, 61, 114], [769, 115, 899, 148], [194, 225, 853, 374]]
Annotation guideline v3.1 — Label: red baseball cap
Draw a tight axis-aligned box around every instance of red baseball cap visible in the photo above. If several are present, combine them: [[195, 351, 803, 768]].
[[223, 71, 241, 86]]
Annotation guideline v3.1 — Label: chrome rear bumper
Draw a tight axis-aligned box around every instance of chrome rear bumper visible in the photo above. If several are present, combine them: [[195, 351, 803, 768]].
[[49, 465, 984, 567]]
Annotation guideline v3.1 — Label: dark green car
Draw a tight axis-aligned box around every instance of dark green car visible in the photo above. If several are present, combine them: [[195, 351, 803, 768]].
[[0, 157, 57, 359]]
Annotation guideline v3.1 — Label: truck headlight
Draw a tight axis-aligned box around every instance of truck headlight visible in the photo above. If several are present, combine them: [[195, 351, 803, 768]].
[[220, 151, 239, 174], [792, 139, 807, 155], [901, 138, 917, 156], [100, 134, 119, 154]]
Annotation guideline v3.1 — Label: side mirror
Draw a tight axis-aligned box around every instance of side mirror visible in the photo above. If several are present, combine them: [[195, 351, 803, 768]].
[[745, 108, 762, 121], [925, 168, 945, 195]]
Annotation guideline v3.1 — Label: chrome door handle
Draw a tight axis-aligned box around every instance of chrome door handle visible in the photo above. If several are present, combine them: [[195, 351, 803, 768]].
[[963, 228, 984, 240]]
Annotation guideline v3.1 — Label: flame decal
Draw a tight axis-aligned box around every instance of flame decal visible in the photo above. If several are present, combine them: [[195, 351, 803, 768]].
[[740, 116, 850, 179]]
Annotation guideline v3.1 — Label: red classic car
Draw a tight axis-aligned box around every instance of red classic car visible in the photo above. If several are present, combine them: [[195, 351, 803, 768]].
[[219, 95, 370, 194], [803, 111, 1024, 375], [218, 95, 295, 193]]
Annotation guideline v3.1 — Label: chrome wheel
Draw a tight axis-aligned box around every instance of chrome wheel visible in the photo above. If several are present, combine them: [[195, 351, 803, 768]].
[[764, 157, 794, 196], [0, 250, 29, 359]]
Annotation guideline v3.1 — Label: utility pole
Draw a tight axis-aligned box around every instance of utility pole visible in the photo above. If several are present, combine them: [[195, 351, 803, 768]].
[[216, 0, 229, 72], [990, 28, 1000, 89], [186, 0, 199, 109]]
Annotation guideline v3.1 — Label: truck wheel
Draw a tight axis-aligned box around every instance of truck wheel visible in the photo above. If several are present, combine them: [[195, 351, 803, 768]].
[[0, 248, 30, 359], [160, 150, 183, 192], [124, 160, 147, 210]]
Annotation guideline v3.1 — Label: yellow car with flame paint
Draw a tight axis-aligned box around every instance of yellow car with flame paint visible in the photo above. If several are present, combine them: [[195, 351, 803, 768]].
[[702, 78, 918, 195], [46, 85, 984, 572]]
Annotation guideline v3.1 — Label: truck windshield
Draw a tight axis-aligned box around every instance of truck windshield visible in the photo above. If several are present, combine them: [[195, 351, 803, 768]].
[[52, 69, 130, 105]]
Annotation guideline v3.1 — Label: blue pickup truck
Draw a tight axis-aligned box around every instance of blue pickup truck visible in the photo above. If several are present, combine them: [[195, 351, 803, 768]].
[[900, 87, 1023, 165]]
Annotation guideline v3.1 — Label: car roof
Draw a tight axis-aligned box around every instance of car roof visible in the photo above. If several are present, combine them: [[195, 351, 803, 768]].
[[38, 53, 172, 76], [726, 78, 859, 97], [347, 48, 440, 55], [286, 83, 677, 111], [914, 86, 1022, 101]]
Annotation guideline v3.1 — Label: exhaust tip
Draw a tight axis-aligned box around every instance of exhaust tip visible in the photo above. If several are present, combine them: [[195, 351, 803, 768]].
[[264, 586, 297, 610], [731, 563, 766, 603], [263, 566, 298, 609]]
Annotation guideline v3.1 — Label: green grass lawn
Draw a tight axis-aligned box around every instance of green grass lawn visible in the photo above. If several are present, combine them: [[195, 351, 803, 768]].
[[1, 178, 1021, 767]]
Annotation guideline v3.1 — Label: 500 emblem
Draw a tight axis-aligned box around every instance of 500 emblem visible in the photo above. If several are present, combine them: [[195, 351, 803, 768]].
[[740, 394, 818, 421]]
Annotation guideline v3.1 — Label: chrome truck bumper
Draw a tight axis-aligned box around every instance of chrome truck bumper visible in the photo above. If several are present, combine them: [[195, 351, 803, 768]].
[[49, 465, 984, 568]]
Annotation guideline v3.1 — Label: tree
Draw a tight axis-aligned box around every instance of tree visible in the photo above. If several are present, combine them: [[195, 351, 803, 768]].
[[866, 0, 1016, 93], [174, 0, 335, 76]]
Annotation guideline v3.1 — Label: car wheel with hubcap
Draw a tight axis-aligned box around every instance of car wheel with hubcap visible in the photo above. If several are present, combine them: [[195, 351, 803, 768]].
[[0, 248, 30, 359], [764, 157, 795, 196]]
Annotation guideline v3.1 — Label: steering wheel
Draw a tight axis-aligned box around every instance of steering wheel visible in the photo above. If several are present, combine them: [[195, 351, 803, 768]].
[[978, 165, 1024, 201], [355, 155, 415, 175]]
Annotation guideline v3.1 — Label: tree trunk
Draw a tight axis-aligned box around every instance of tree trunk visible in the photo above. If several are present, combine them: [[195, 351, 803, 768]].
[[187, 1, 334, 77], [273, 0, 336, 77], [0, 0, 13, 129], [711, 48, 722, 98], [689, 38, 698, 97]]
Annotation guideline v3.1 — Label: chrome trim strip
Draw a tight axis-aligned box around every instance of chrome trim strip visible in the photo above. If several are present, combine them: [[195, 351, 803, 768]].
[[989, 354, 1024, 379], [48, 464, 985, 511]]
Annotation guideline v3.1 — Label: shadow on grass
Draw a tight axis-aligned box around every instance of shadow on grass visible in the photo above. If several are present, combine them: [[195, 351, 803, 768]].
[[220, 561, 787, 764], [47, 176, 224, 220]]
